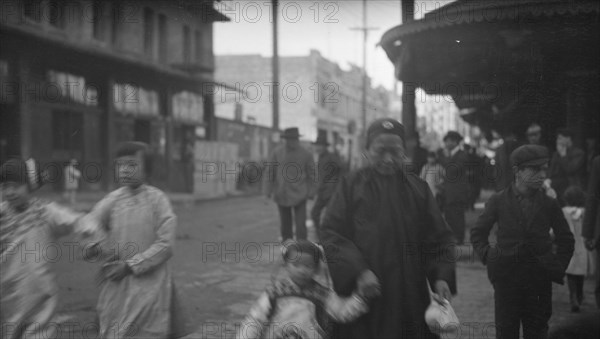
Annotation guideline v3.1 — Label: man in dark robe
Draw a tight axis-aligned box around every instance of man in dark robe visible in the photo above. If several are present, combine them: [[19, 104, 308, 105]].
[[311, 134, 343, 233], [321, 118, 457, 339]]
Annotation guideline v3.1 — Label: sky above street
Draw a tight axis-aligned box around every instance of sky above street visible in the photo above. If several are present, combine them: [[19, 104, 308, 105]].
[[214, 0, 455, 91]]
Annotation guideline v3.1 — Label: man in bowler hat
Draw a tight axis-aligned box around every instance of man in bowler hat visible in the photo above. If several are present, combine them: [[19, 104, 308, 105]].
[[471, 144, 574, 339], [311, 134, 343, 235], [264, 128, 315, 241]]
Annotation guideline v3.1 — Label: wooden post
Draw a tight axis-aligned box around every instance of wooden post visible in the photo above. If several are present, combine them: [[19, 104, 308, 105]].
[[272, 0, 280, 131], [164, 87, 174, 191], [103, 76, 116, 191], [401, 0, 416, 159]]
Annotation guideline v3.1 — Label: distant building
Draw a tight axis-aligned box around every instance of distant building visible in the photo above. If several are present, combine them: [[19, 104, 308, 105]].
[[414, 89, 471, 151], [0, 0, 228, 192], [215, 50, 400, 168]]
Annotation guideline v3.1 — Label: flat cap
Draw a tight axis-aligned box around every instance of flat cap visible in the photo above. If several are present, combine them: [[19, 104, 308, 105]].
[[510, 144, 549, 167]]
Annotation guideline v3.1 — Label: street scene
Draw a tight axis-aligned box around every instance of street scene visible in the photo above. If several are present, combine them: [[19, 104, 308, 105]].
[[2, 1, 600, 339]]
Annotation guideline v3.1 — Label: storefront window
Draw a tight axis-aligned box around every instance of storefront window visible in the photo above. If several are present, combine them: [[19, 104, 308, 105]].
[[172, 91, 204, 123], [113, 83, 159, 116], [46, 70, 97, 106]]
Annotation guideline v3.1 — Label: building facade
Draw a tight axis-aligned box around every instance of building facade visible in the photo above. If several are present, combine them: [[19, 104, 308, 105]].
[[215, 50, 400, 168], [414, 88, 471, 151], [0, 0, 228, 192]]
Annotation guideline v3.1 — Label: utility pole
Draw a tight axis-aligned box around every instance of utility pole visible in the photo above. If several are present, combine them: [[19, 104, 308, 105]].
[[401, 0, 416, 158], [350, 0, 378, 140], [272, 0, 279, 131]]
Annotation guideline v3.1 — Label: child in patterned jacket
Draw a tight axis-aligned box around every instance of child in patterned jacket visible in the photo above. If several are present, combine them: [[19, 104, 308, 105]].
[[236, 240, 372, 339], [1, 158, 93, 339]]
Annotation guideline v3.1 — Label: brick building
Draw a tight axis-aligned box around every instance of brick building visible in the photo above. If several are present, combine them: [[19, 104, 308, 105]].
[[0, 0, 228, 192], [215, 50, 399, 168]]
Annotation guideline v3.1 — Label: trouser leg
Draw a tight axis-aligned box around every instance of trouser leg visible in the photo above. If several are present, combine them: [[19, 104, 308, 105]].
[[493, 281, 522, 339], [521, 278, 552, 339], [575, 275, 584, 305], [294, 200, 307, 240], [311, 195, 328, 231], [443, 202, 466, 244], [278, 205, 293, 241], [566, 274, 579, 311]]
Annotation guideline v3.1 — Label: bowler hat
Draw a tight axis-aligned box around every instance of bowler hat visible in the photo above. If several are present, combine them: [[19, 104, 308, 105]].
[[281, 127, 301, 139], [510, 145, 549, 168], [312, 134, 329, 146], [443, 131, 463, 142]]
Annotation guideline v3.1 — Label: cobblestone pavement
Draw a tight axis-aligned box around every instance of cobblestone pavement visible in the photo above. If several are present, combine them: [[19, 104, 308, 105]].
[[41, 195, 599, 338]]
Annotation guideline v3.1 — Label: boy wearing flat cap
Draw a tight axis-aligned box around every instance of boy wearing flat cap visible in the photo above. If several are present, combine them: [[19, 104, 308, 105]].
[[471, 145, 574, 339]]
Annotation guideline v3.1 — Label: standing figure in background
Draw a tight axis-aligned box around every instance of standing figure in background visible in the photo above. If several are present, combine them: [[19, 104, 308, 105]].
[[264, 128, 315, 242], [439, 131, 470, 244], [583, 155, 600, 309], [526, 123, 543, 145], [585, 136, 599, 186], [1, 158, 90, 339], [86, 142, 186, 339], [64, 158, 81, 205], [420, 151, 445, 209], [549, 128, 585, 204], [311, 134, 343, 236], [561, 186, 592, 313]]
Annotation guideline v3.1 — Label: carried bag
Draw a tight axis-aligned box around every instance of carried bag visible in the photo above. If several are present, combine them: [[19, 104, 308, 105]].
[[424, 281, 459, 335]]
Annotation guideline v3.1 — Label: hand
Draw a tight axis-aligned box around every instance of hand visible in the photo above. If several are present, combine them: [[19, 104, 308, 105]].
[[584, 238, 596, 251], [356, 270, 381, 299], [433, 280, 452, 303], [103, 261, 131, 281]]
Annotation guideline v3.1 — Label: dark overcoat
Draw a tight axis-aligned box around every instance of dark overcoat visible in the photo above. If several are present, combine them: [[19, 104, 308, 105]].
[[321, 167, 456, 339]]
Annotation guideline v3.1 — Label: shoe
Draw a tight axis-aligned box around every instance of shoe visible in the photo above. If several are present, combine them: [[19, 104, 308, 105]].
[[571, 304, 580, 313]]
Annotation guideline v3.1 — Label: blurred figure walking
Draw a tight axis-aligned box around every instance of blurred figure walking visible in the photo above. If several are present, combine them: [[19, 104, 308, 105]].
[[64, 158, 81, 205], [264, 128, 315, 241], [1, 158, 90, 339], [311, 134, 343, 235]]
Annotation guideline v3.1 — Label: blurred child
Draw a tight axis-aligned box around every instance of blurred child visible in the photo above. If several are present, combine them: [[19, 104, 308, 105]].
[[1, 158, 92, 338], [236, 240, 371, 339], [64, 158, 81, 205], [420, 152, 445, 208], [562, 185, 593, 312]]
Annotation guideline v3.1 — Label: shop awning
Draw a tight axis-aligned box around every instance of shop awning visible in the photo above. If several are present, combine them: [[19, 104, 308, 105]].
[[379, 0, 600, 136]]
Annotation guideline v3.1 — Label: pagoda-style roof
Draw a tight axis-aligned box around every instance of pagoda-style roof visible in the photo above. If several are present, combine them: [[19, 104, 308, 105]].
[[380, 0, 600, 135]]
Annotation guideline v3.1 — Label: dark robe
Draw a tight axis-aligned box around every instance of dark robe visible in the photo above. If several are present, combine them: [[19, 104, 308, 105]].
[[320, 167, 457, 339]]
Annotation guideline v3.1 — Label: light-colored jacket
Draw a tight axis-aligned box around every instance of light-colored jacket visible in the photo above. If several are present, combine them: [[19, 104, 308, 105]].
[[563, 206, 594, 276], [264, 145, 316, 207]]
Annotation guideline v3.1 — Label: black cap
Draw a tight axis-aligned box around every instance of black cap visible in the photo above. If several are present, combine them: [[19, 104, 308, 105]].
[[366, 118, 405, 148], [510, 145, 549, 167], [443, 131, 463, 142], [116, 141, 148, 158]]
